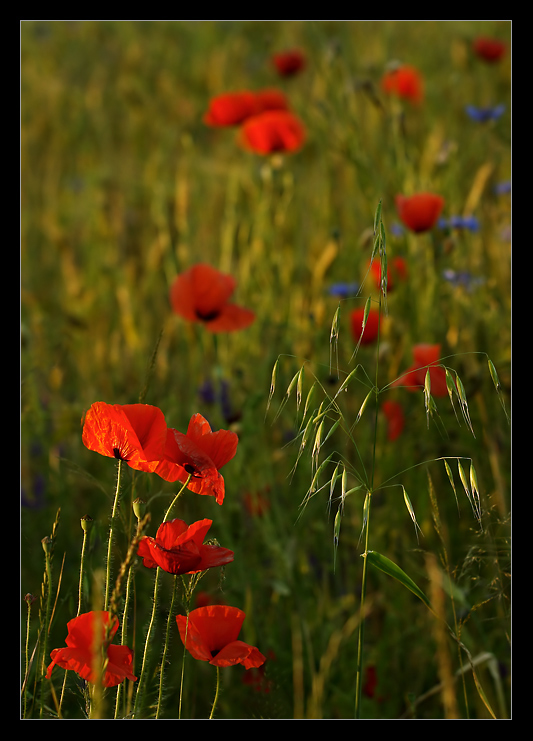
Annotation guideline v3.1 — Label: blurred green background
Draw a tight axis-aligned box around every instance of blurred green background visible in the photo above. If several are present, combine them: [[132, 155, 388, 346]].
[[21, 20, 511, 719]]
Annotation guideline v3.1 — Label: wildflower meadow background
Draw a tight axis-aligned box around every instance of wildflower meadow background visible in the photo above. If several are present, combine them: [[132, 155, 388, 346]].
[[21, 20, 511, 720]]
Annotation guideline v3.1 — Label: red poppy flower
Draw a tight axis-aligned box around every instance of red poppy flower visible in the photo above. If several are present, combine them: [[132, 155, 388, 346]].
[[381, 400, 405, 441], [203, 89, 288, 127], [176, 605, 266, 670], [272, 49, 306, 77], [350, 307, 382, 345], [239, 110, 306, 155], [46, 611, 137, 688], [146, 413, 238, 505], [395, 192, 445, 233], [203, 91, 258, 127], [368, 255, 408, 293], [472, 36, 506, 63], [137, 518, 234, 575], [170, 263, 255, 333], [392, 343, 448, 397], [81, 402, 168, 469], [381, 65, 424, 105]]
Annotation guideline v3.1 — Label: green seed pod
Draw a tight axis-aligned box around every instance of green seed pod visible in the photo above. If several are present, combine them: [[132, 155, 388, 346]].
[[80, 514, 94, 532], [133, 497, 147, 520]]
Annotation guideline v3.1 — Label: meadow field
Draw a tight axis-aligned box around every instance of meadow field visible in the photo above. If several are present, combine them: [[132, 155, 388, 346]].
[[21, 20, 511, 720]]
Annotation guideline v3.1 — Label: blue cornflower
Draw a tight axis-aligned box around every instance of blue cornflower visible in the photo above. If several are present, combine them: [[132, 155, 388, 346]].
[[464, 104, 505, 123], [328, 282, 360, 298], [442, 269, 485, 291], [494, 180, 511, 195], [438, 215, 480, 231]]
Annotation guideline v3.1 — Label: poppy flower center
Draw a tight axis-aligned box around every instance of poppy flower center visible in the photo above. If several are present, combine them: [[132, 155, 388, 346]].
[[113, 447, 129, 461], [184, 463, 202, 478], [195, 308, 221, 322]]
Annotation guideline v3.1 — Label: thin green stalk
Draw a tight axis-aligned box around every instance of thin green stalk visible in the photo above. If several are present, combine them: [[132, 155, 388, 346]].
[[114, 562, 135, 719], [209, 666, 221, 720], [104, 459, 123, 612], [355, 202, 385, 718], [354, 491, 372, 718], [163, 473, 192, 523], [78, 516, 93, 616], [132, 475, 191, 718], [178, 612, 189, 720], [56, 516, 93, 717], [39, 537, 53, 718], [22, 594, 37, 718], [156, 575, 180, 719]]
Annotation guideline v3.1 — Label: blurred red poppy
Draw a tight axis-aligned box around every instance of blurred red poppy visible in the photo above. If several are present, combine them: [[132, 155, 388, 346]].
[[393, 344, 448, 397], [81, 402, 167, 470], [170, 263, 255, 333], [395, 192, 445, 233], [368, 255, 408, 293], [137, 518, 234, 575], [350, 307, 382, 345], [176, 605, 266, 670], [203, 91, 258, 127], [272, 49, 306, 77], [472, 36, 506, 62], [239, 110, 306, 155], [46, 611, 137, 688], [243, 488, 271, 517], [362, 664, 378, 698], [203, 89, 288, 127], [381, 64, 424, 105], [381, 400, 405, 441], [147, 413, 238, 505]]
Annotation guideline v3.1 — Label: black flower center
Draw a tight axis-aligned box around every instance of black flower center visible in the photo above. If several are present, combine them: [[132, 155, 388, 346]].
[[184, 463, 202, 478], [113, 447, 129, 461], [195, 309, 221, 322]]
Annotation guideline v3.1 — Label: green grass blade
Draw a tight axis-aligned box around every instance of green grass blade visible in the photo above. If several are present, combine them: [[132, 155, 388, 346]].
[[364, 550, 432, 610]]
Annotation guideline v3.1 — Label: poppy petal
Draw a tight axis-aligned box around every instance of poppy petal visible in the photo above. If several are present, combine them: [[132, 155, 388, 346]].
[[185, 414, 239, 469], [82, 402, 167, 466], [210, 640, 267, 669], [202, 303, 256, 333]]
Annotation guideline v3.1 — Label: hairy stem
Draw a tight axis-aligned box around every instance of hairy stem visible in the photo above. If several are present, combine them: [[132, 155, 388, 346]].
[[104, 459, 123, 612]]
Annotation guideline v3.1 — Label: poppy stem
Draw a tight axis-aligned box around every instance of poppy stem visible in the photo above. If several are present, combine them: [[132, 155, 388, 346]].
[[209, 666, 221, 720], [162, 473, 192, 523], [178, 578, 194, 720], [155, 574, 180, 719], [104, 459, 123, 612], [132, 478, 191, 719]]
